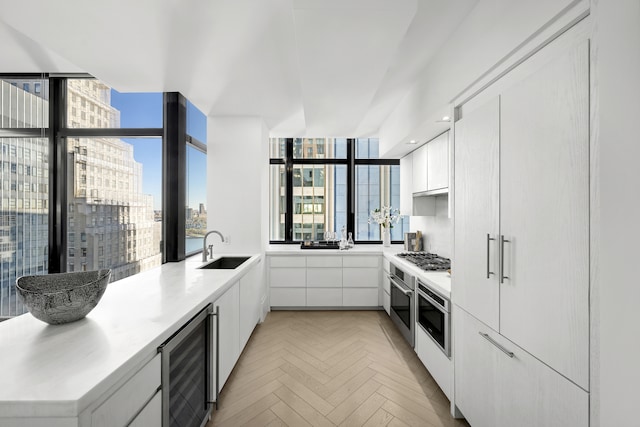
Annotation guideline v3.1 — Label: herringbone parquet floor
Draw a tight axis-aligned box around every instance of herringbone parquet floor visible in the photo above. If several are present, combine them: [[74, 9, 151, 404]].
[[207, 310, 470, 427]]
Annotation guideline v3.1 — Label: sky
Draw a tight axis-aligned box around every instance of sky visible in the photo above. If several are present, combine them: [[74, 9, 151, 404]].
[[110, 91, 208, 211]]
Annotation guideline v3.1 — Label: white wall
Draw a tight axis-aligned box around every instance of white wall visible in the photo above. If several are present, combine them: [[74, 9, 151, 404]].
[[593, 1, 640, 425], [207, 117, 269, 254], [410, 196, 452, 258], [379, 0, 586, 156]]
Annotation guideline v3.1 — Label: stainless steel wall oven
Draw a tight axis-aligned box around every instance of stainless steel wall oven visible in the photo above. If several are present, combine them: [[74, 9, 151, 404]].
[[388, 264, 415, 348]]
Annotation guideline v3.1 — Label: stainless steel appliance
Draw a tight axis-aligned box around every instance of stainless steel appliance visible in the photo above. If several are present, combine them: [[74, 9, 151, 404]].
[[158, 304, 216, 427], [416, 280, 451, 357], [396, 252, 451, 271], [387, 264, 415, 347]]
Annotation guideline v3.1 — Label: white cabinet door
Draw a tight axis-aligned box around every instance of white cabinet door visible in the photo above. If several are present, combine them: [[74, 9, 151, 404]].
[[129, 390, 161, 427], [215, 283, 240, 390], [307, 288, 342, 306], [400, 153, 413, 216], [239, 260, 262, 351], [427, 132, 449, 191], [499, 40, 589, 389], [343, 288, 378, 306], [453, 96, 500, 331], [269, 267, 305, 287], [415, 325, 451, 400], [453, 308, 500, 427], [343, 268, 379, 288], [91, 355, 161, 427], [270, 288, 305, 306], [306, 268, 342, 287], [411, 143, 428, 194], [494, 330, 589, 427]]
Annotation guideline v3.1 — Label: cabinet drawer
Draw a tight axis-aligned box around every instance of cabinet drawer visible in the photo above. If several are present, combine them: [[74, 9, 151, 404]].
[[343, 268, 379, 288], [382, 258, 390, 274], [129, 389, 161, 427], [270, 288, 306, 307], [306, 256, 342, 268], [343, 256, 379, 268], [91, 354, 161, 427], [306, 267, 342, 287], [343, 288, 379, 306], [269, 256, 306, 268], [270, 268, 306, 288], [307, 288, 342, 306]]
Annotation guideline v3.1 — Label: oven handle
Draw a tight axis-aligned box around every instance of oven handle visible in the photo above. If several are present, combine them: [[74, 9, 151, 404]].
[[389, 275, 412, 296], [417, 289, 449, 313]]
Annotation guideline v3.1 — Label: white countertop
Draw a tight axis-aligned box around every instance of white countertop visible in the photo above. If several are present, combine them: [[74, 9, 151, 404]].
[[382, 252, 451, 298], [266, 243, 403, 255], [0, 253, 261, 419]]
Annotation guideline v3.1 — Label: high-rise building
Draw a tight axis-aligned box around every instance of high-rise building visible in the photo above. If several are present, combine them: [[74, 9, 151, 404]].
[[0, 78, 162, 316], [65, 79, 161, 281], [0, 79, 49, 317]]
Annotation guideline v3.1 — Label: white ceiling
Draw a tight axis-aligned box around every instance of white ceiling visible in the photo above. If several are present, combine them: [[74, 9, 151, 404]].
[[0, 0, 476, 137]]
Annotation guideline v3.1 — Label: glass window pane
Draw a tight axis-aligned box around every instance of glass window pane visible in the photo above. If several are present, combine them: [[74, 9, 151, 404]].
[[292, 164, 347, 241], [187, 101, 207, 144], [292, 138, 347, 159], [186, 146, 207, 254], [355, 165, 409, 241], [270, 165, 286, 241], [0, 78, 48, 128], [355, 138, 380, 159], [269, 138, 286, 159], [66, 79, 162, 128], [66, 137, 162, 280], [0, 137, 49, 316]]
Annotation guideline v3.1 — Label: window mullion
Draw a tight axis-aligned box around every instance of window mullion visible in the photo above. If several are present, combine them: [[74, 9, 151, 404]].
[[285, 139, 293, 242]]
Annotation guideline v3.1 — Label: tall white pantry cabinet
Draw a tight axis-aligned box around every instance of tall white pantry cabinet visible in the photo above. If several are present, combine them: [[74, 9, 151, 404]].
[[452, 22, 590, 427]]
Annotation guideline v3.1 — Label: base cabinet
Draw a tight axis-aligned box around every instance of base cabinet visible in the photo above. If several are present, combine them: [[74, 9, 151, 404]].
[[215, 283, 240, 390], [128, 391, 161, 427], [454, 308, 588, 427], [91, 355, 161, 427], [269, 255, 381, 308]]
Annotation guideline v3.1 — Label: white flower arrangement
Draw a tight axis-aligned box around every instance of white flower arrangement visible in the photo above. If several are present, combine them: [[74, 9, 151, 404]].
[[368, 206, 401, 228]]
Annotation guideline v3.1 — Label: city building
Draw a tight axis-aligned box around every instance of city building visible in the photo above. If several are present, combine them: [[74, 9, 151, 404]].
[[0, 79, 162, 316]]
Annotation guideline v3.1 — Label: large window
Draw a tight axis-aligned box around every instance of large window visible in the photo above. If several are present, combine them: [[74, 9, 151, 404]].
[[0, 77, 49, 317], [270, 138, 408, 243], [65, 79, 164, 281], [185, 101, 208, 255], [0, 74, 205, 317]]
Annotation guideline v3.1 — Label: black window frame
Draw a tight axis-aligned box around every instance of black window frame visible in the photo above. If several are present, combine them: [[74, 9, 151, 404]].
[[0, 73, 205, 276], [270, 138, 401, 244]]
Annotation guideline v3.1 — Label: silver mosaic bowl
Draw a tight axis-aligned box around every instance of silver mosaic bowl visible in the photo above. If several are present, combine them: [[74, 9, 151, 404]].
[[16, 269, 111, 325]]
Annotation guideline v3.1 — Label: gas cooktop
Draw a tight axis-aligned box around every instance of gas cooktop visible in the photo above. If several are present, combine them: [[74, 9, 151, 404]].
[[396, 252, 451, 271]]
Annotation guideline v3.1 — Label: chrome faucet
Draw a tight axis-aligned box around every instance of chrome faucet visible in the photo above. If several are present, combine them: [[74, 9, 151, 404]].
[[202, 230, 224, 261]]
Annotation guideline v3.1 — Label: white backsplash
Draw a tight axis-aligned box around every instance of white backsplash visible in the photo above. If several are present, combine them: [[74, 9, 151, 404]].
[[410, 195, 452, 258]]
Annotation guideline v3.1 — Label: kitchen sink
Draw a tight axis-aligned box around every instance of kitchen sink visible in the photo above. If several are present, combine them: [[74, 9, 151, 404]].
[[199, 256, 250, 270]]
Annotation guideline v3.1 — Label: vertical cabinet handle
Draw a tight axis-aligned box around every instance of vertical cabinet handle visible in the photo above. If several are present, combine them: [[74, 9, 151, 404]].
[[500, 235, 510, 284], [486, 234, 495, 278], [479, 332, 514, 358], [215, 305, 220, 410]]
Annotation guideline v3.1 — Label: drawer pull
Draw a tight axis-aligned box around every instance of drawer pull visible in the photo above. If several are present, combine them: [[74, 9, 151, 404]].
[[479, 332, 514, 358]]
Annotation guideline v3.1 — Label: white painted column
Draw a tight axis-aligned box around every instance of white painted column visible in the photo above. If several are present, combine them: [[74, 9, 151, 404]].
[[206, 117, 269, 254]]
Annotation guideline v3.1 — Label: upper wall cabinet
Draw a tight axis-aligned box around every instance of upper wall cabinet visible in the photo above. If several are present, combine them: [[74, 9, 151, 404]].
[[412, 143, 428, 194], [400, 131, 450, 216], [426, 133, 449, 192]]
